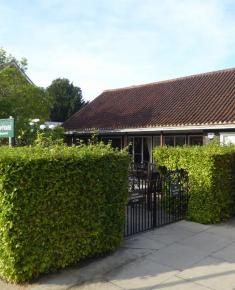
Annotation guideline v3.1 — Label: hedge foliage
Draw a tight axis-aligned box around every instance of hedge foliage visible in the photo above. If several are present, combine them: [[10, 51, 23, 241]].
[[153, 144, 235, 224], [0, 144, 129, 283]]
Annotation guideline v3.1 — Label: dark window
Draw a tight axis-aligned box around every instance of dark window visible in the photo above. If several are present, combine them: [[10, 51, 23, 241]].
[[164, 136, 174, 146], [175, 136, 186, 146], [134, 137, 142, 163], [189, 136, 203, 145], [153, 136, 160, 147], [143, 137, 150, 163], [134, 137, 141, 153], [164, 135, 187, 147], [134, 153, 142, 163], [111, 138, 122, 149], [65, 135, 73, 146], [77, 137, 90, 145], [128, 136, 152, 163], [101, 137, 122, 149]]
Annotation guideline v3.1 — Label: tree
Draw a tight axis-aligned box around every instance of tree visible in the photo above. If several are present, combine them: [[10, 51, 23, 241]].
[[47, 78, 86, 122], [0, 47, 27, 71], [0, 66, 53, 141]]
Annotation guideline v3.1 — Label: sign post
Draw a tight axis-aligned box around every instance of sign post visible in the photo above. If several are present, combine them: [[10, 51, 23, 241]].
[[0, 117, 15, 146]]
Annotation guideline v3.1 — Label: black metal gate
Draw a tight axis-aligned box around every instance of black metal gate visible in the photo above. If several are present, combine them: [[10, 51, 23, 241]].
[[124, 163, 189, 237]]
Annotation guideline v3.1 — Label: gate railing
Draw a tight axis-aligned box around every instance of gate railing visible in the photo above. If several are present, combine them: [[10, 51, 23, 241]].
[[124, 164, 189, 237]]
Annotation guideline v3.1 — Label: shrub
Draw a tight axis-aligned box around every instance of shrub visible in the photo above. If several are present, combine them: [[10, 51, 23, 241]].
[[153, 144, 235, 224], [34, 126, 64, 147], [0, 144, 129, 283]]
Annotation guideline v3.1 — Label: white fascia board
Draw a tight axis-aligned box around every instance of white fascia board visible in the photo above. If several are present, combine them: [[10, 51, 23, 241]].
[[65, 123, 235, 135], [113, 124, 235, 132]]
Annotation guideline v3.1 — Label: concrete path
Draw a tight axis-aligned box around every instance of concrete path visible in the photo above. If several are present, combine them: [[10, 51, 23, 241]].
[[2, 219, 235, 290]]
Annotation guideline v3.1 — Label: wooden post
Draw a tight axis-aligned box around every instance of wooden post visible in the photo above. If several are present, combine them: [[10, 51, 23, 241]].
[[123, 134, 128, 148], [160, 132, 164, 146]]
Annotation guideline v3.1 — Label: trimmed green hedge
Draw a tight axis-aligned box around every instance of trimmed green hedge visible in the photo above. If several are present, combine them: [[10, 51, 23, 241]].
[[0, 144, 129, 283], [153, 145, 235, 224]]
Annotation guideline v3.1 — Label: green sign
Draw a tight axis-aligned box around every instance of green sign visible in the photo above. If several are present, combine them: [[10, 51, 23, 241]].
[[0, 118, 14, 138]]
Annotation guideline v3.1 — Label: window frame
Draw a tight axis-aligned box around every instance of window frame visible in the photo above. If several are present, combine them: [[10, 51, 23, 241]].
[[128, 136, 153, 163], [100, 136, 122, 149], [163, 135, 187, 147], [188, 135, 203, 146], [220, 132, 235, 145]]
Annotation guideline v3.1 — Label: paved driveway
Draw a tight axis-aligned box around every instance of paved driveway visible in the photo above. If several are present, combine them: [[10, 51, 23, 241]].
[[2, 219, 235, 290]]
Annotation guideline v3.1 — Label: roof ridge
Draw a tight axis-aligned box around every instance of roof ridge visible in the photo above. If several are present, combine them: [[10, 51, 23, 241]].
[[103, 66, 235, 92]]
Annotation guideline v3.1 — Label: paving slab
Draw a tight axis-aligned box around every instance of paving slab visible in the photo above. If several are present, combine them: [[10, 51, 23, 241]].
[[29, 268, 82, 290], [70, 279, 123, 290], [156, 275, 211, 290], [206, 223, 235, 240], [123, 235, 166, 250], [171, 220, 212, 233], [146, 225, 196, 245], [148, 243, 208, 270], [30, 247, 152, 290], [212, 242, 235, 263], [179, 231, 232, 254], [70, 246, 153, 279], [178, 256, 235, 290], [106, 255, 179, 290]]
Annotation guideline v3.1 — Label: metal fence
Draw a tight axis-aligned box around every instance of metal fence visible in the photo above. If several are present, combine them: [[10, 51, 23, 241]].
[[124, 163, 189, 237]]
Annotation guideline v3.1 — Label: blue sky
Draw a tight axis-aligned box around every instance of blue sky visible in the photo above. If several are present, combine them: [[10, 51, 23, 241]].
[[1, 0, 235, 100]]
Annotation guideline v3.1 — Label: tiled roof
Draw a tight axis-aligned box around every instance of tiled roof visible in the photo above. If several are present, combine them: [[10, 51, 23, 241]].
[[63, 68, 235, 131]]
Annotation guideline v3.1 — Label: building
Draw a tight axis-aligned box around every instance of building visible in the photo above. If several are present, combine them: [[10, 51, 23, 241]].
[[0, 60, 34, 84], [64, 68, 235, 163]]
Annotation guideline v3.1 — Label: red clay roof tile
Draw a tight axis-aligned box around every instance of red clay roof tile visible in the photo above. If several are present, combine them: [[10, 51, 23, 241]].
[[63, 68, 235, 131]]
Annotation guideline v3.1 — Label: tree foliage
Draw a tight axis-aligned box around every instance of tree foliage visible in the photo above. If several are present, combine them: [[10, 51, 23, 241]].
[[0, 47, 27, 71], [47, 78, 86, 122], [0, 66, 53, 138]]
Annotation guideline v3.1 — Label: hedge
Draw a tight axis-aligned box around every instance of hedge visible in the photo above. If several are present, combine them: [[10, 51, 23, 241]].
[[153, 144, 235, 224], [0, 144, 129, 283]]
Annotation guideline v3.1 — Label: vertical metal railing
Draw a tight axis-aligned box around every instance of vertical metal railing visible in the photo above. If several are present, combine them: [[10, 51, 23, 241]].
[[124, 164, 189, 237]]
